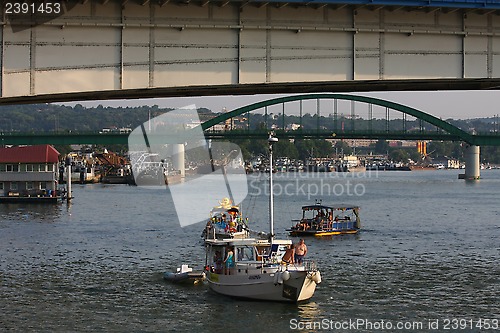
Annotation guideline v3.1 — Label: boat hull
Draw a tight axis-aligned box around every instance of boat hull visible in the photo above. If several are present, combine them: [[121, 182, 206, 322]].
[[288, 229, 359, 237], [313, 229, 359, 237], [207, 270, 319, 302], [163, 271, 206, 283], [0, 196, 62, 204]]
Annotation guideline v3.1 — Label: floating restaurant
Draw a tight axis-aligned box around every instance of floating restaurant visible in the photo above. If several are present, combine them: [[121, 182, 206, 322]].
[[0, 145, 62, 203]]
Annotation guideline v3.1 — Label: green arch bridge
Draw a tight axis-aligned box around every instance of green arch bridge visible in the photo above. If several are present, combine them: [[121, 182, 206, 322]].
[[1, 94, 499, 146]]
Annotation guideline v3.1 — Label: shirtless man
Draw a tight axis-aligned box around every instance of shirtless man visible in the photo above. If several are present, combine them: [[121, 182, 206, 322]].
[[294, 239, 308, 264]]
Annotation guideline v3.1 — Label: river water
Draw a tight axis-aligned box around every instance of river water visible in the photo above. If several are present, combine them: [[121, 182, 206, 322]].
[[0, 170, 499, 332]]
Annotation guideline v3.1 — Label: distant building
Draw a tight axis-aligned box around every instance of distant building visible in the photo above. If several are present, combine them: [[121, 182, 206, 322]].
[[432, 157, 460, 169], [286, 123, 301, 131], [211, 123, 227, 131], [388, 140, 417, 148], [339, 139, 377, 148], [0, 145, 60, 202]]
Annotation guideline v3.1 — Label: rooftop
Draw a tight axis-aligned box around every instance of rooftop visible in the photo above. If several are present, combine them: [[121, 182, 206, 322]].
[[0, 145, 60, 164]]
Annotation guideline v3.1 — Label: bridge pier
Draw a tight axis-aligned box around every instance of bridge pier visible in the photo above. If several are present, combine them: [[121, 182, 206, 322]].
[[172, 144, 185, 178], [462, 145, 480, 180]]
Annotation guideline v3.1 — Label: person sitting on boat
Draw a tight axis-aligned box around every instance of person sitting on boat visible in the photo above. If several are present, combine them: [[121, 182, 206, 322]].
[[224, 247, 235, 275], [281, 246, 294, 265], [315, 210, 325, 221], [294, 239, 308, 265], [327, 212, 334, 229], [299, 221, 309, 231]]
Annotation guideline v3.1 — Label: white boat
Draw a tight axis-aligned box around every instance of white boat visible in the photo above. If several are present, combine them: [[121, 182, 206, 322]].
[[163, 264, 206, 284], [204, 134, 322, 302]]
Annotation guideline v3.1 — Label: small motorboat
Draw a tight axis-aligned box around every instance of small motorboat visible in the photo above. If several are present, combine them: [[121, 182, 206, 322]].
[[163, 264, 206, 284], [287, 201, 361, 237]]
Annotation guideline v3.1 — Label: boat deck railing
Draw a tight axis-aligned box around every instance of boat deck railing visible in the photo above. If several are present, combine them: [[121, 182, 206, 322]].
[[303, 260, 318, 272]]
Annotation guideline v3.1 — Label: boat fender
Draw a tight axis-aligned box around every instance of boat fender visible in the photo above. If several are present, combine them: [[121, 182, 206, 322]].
[[273, 272, 284, 285], [277, 272, 284, 285], [308, 271, 322, 284], [281, 270, 290, 281]]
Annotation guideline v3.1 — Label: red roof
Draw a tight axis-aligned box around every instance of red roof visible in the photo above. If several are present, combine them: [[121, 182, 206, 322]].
[[0, 145, 60, 163]]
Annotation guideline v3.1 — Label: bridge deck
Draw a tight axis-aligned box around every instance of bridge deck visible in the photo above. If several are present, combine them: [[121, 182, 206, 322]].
[[1, 131, 499, 146], [3, 0, 500, 104], [249, 0, 500, 9]]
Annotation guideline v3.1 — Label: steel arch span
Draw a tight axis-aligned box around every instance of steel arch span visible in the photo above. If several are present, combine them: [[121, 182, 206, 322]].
[[201, 94, 475, 144]]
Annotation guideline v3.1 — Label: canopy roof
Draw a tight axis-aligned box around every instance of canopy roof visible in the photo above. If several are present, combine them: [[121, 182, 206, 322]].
[[302, 204, 359, 211]]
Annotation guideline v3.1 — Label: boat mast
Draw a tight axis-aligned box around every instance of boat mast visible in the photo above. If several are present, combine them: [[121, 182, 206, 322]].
[[268, 133, 278, 243]]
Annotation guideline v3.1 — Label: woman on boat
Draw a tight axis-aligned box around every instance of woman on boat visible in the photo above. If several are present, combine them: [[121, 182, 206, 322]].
[[224, 247, 235, 275]]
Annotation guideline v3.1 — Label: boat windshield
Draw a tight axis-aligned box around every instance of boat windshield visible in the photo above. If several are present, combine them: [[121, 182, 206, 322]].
[[236, 246, 255, 261]]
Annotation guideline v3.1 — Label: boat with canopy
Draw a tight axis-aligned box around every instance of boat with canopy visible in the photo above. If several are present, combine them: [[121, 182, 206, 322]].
[[287, 202, 361, 237]]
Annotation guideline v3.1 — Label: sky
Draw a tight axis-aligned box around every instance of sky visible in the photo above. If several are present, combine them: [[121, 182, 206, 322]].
[[60, 90, 500, 120]]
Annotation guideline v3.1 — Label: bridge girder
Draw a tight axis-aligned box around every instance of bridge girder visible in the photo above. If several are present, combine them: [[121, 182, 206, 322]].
[[1, 78, 500, 106], [201, 93, 477, 144]]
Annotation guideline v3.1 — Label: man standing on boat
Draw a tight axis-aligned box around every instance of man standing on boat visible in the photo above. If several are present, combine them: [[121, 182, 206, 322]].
[[294, 239, 308, 264]]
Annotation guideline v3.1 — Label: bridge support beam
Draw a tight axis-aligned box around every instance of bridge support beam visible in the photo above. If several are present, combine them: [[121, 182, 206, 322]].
[[172, 144, 185, 178], [463, 145, 480, 180]]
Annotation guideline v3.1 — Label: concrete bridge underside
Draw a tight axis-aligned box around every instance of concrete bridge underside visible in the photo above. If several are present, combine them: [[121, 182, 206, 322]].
[[3, 0, 500, 104]]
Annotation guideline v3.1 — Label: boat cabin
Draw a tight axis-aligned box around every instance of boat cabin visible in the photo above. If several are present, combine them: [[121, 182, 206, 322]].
[[206, 238, 295, 275]]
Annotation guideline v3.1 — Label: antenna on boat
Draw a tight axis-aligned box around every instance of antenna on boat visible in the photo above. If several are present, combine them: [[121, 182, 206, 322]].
[[268, 133, 278, 243]]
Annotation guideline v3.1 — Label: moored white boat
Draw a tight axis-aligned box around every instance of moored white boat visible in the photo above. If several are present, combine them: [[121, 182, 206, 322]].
[[205, 238, 320, 301], [204, 134, 321, 302]]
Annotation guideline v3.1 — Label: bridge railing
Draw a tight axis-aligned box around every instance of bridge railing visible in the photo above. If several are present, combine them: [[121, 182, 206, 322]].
[[1, 127, 500, 146]]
